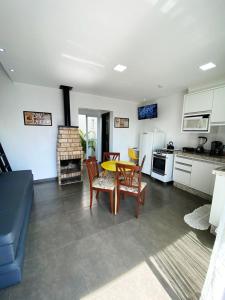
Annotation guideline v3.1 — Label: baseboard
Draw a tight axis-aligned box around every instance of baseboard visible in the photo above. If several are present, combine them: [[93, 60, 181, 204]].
[[174, 181, 212, 201], [34, 177, 57, 183]]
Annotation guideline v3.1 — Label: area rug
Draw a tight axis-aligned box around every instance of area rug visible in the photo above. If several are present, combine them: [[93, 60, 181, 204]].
[[184, 204, 211, 230]]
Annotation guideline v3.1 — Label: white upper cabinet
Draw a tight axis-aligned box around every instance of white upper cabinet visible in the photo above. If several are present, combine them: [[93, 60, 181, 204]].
[[211, 86, 225, 124], [183, 90, 213, 114]]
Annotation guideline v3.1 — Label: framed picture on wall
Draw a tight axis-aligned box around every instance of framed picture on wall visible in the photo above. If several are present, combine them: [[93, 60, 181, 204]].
[[23, 111, 52, 126], [114, 117, 129, 128]]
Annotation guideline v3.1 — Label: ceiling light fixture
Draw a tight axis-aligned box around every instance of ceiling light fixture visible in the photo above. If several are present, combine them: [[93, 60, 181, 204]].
[[113, 64, 127, 72], [199, 62, 216, 71], [10, 69, 14, 72], [0, 48, 5, 52]]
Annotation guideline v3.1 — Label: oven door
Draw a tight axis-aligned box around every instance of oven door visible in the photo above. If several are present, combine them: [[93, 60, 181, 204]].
[[152, 155, 166, 175]]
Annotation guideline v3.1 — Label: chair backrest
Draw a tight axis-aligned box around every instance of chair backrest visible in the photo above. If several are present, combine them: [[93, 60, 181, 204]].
[[116, 163, 142, 193], [103, 152, 120, 162], [86, 157, 99, 186], [140, 155, 146, 170]]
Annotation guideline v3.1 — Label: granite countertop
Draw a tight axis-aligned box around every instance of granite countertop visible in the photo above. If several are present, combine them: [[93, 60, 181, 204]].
[[175, 150, 225, 164], [212, 167, 225, 176]]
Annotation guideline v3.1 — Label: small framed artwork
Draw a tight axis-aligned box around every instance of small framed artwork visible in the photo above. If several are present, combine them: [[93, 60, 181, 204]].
[[114, 117, 129, 128], [23, 111, 52, 126]]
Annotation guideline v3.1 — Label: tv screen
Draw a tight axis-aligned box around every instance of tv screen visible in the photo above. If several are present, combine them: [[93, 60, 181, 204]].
[[138, 104, 157, 120]]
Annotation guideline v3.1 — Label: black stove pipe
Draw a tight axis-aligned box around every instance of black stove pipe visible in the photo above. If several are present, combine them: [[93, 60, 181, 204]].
[[59, 85, 73, 127]]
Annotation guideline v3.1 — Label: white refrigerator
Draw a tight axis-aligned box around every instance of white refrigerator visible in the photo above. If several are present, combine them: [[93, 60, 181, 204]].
[[139, 131, 165, 175]]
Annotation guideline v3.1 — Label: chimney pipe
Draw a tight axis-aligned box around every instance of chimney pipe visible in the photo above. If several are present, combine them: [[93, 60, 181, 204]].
[[59, 85, 73, 127]]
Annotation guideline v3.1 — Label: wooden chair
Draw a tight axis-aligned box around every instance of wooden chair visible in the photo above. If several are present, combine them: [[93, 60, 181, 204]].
[[116, 163, 147, 218], [140, 154, 146, 170], [86, 157, 115, 213], [122, 154, 146, 189], [103, 152, 120, 162]]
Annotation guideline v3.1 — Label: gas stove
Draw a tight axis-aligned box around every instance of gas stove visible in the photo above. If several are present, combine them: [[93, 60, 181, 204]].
[[154, 149, 174, 155], [151, 149, 174, 182]]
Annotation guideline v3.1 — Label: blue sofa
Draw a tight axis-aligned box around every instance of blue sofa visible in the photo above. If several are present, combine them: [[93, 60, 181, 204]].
[[0, 170, 33, 289]]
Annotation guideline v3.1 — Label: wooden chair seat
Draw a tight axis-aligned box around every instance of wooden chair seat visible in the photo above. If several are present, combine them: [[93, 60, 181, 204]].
[[119, 181, 147, 193], [99, 170, 115, 179], [92, 177, 115, 191]]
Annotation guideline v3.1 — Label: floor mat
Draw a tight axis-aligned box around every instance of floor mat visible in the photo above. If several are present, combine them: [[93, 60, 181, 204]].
[[184, 204, 211, 230]]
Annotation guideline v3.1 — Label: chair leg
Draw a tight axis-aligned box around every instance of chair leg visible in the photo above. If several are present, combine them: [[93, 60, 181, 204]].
[[90, 188, 93, 208], [117, 190, 120, 213], [109, 191, 114, 213], [96, 191, 99, 199]]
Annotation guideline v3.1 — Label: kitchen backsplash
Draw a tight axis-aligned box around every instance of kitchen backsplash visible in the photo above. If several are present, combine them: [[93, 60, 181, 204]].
[[203, 126, 225, 150]]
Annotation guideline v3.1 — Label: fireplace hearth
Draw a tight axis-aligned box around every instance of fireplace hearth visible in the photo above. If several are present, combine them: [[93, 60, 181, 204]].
[[57, 126, 83, 185], [57, 85, 83, 185]]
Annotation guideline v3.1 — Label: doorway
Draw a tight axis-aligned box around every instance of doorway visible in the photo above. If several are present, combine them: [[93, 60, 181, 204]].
[[101, 112, 110, 162], [78, 114, 98, 159], [78, 109, 111, 162]]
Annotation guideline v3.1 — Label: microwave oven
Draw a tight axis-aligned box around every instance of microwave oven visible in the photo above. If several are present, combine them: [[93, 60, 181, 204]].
[[182, 114, 210, 132]]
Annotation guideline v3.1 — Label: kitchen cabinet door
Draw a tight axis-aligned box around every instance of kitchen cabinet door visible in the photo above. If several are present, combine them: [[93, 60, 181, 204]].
[[173, 168, 191, 186], [191, 160, 221, 195], [211, 86, 225, 124], [183, 90, 213, 114]]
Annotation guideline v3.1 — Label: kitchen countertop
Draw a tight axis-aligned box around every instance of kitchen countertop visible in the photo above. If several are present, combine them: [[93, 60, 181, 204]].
[[212, 166, 225, 176], [175, 150, 225, 164]]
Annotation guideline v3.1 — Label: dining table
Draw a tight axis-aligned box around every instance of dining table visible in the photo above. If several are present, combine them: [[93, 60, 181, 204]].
[[101, 160, 135, 214]]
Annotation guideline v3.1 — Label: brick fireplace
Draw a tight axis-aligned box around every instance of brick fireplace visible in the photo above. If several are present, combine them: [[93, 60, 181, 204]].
[[57, 126, 83, 185]]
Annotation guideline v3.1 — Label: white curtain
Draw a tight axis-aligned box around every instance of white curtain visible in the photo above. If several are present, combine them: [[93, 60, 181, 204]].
[[200, 201, 225, 300]]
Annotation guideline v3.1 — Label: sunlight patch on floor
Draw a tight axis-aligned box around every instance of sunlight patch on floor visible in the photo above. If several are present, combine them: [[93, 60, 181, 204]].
[[149, 231, 212, 300], [81, 261, 171, 300]]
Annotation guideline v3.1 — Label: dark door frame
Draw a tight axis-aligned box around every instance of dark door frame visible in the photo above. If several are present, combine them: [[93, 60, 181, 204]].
[[101, 112, 110, 162]]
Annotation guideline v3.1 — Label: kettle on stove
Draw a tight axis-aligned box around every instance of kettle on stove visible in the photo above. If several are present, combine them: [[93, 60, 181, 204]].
[[167, 141, 174, 150]]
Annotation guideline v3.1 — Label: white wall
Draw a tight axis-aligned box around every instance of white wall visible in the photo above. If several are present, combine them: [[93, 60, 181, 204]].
[[0, 67, 64, 180], [2, 63, 224, 181], [70, 92, 139, 158], [0, 65, 139, 180], [139, 92, 225, 150]]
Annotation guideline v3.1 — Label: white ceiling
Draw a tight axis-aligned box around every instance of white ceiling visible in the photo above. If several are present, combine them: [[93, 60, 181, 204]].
[[0, 0, 225, 102]]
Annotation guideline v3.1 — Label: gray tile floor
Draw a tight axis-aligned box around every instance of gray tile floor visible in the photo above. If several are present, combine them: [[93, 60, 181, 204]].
[[1, 174, 215, 300]]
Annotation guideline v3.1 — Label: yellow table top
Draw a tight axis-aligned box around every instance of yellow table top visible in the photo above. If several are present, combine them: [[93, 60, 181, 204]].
[[101, 160, 135, 172]]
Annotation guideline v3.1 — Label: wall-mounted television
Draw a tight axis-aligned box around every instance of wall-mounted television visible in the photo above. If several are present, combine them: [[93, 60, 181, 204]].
[[138, 104, 157, 120]]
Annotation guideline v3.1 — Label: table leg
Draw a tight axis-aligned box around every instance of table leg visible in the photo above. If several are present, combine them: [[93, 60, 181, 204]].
[[114, 178, 117, 215]]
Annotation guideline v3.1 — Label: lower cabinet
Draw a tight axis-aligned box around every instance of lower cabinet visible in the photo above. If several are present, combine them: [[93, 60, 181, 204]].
[[190, 161, 220, 195], [174, 155, 223, 196], [173, 168, 191, 186]]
